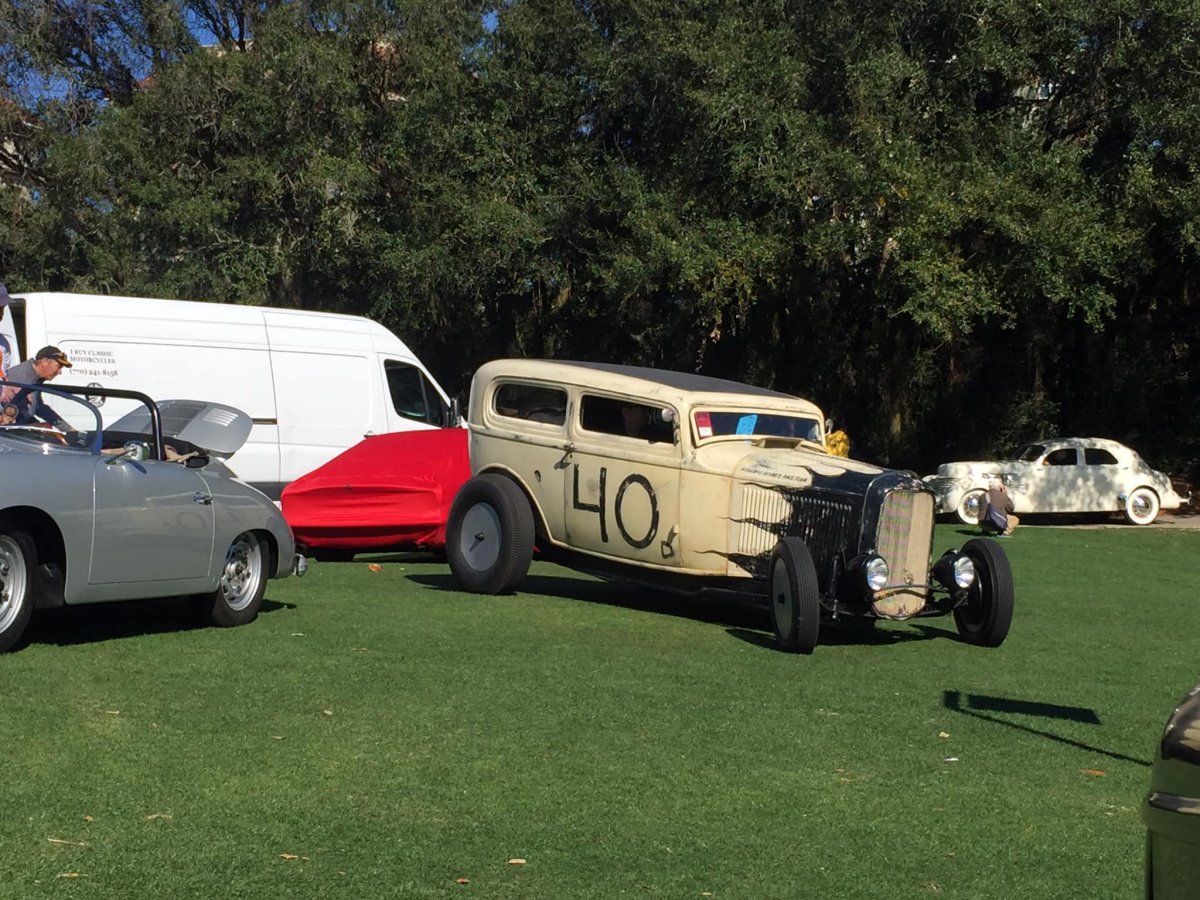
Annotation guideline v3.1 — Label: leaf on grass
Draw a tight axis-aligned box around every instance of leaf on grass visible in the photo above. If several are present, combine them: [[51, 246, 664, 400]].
[[144, 813, 172, 821], [279, 853, 301, 861], [455, 877, 470, 884], [942, 757, 959, 763], [367, 563, 383, 572], [1081, 768, 1106, 777], [938, 731, 950, 739], [352, 647, 369, 653], [507, 858, 527, 865], [323, 709, 334, 716], [57, 872, 83, 879], [47, 838, 87, 847], [104, 710, 120, 715], [83, 816, 93, 823], [271, 735, 284, 741]]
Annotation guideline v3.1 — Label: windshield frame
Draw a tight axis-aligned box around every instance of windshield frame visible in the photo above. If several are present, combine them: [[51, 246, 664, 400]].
[[0, 381, 166, 458], [689, 404, 825, 446]]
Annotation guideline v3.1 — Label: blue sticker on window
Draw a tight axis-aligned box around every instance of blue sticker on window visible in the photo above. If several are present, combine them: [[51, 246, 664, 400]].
[[735, 414, 758, 435]]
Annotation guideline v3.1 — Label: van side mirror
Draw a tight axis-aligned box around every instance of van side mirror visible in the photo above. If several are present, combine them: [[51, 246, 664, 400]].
[[448, 398, 462, 428]]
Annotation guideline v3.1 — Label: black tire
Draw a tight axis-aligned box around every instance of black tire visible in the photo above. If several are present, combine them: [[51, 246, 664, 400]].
[[768, 537, 821, 654], [0, 527, 37, 653], [953, 538, 1014, 647], [446, 474, 534, 594], [198, 532, 267, 627]]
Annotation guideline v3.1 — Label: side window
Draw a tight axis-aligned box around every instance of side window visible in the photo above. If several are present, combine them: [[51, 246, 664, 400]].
[[492, 383, 567, 426], [580, 395, 673, 443], [1084, 448, 1119, 466], [1043, 448, 1078, 466], [386, 361, 445, 426]]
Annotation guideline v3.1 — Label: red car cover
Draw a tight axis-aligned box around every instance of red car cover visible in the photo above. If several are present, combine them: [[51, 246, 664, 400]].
[[281, 428, 470, 552]]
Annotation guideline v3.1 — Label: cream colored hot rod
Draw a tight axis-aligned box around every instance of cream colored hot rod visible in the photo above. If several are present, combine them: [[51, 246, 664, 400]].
[[446, 360, 1013, 654]]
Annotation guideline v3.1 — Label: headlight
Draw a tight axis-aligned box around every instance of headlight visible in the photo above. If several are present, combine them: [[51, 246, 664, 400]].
[[864, 555, 889, 592], [932, 550, 976, 589], [951, 556, 976, 588]]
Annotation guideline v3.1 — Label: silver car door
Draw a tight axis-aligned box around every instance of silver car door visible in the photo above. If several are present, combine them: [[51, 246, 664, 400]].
[[90, 455, 216, 584]]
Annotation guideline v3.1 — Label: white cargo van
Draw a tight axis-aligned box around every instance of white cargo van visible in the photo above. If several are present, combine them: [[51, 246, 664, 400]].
[[0, 291, 456, 498]]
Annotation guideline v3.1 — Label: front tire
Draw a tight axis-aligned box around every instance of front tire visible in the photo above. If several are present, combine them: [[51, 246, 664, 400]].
[[199, 532, 267, 627], [1123, 487, 1160, 525], [0, 528, 37, 652], [446, 474, 534, 594], [768, 537, 821, 654], [953, 538, 1014, 647], [956, 489, 986, 525]]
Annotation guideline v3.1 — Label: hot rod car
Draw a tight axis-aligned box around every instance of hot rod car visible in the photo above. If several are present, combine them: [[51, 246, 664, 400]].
[[445, 360, 1014, 653]]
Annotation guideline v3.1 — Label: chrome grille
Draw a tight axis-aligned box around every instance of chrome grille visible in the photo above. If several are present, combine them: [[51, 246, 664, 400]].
[[876, 490, 934, 589]]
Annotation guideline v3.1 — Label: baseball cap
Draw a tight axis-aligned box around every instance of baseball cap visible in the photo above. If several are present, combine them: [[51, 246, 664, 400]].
[[35, 345, 72, 368]]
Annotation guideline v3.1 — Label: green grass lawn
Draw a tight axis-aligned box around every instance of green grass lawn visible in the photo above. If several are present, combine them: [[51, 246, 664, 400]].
[[2, 524, 1197, 898]]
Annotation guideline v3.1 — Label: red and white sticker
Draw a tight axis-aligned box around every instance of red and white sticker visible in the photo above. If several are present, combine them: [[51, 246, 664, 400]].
[[695, 411, 713, 438]]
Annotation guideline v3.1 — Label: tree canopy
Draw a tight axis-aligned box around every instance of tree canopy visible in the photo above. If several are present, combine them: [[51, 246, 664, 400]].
[[2, 0, 1197, 477]]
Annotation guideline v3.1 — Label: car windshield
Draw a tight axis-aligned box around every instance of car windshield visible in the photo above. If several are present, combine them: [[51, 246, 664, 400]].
[[1016, 444, 1046, 462], [0, 382, 103, 452], [694, 409, 823, 443]]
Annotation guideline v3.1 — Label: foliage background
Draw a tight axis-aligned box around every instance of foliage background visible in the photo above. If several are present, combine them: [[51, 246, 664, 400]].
[[1, 0, 1197, 476]]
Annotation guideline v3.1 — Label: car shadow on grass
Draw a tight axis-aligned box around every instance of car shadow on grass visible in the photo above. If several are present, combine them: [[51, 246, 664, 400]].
[[943, 688, 1149, 767], [412, 569, 775, 632], [25, 596, 295, 648], [412, 569, 956, 651], [727, 619, 955, 651]]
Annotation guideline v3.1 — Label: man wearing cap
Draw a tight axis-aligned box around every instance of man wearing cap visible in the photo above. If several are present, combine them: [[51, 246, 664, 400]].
[[1, 345, 75, 431]]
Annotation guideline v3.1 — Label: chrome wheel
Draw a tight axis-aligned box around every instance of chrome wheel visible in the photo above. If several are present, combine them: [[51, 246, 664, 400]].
[[219, 533, 265, 612], [1124, 487, 1160, 526], [0, 534, 29, 635], [957, 489, 986, 525]]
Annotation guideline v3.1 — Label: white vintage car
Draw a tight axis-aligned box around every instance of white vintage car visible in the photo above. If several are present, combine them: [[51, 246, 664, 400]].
[[927, 437, 1187, 525]]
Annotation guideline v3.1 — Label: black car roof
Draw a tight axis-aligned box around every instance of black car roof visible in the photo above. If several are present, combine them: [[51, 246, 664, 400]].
[[552, 361, 795, 400]]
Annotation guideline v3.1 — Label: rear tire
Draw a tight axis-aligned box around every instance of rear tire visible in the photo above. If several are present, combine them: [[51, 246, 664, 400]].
[[446, 474, 534, 594], [198, 532, 267, 627], [0, 527, 36, 653], [1123, 487, 1160, 525], [768, 537, 821, 654], [953, 538, 1014, 647]]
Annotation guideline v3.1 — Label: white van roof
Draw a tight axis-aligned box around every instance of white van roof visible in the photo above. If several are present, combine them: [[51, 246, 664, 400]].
[[14, 291, 421, 360]]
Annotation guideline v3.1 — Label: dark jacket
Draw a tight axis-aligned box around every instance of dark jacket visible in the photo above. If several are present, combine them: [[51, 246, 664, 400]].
[[2, 359, 70, 430]]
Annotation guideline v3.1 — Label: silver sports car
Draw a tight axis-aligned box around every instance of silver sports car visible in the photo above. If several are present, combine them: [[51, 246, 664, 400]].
[[0, 382, 304, 651]]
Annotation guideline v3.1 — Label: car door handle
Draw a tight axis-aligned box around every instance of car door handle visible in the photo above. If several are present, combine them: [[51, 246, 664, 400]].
[[193, 492, 213, 505], [555, 442, 576, 470]]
